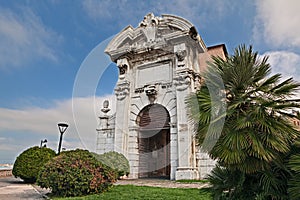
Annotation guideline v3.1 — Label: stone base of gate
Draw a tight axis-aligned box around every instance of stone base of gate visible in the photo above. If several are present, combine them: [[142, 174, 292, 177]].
[[128, 172, 138, 179], [175, 167, 199, 180]]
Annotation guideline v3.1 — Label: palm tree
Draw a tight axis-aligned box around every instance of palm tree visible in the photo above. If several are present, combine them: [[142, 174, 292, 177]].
[[287, 139, 300, 200], [187, 45, 300, 199], [187, 44, 300, 173]]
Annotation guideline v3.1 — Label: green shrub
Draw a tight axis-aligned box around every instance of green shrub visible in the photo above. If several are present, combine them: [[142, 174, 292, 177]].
[[12, 146, 56, 183], [37, 149, 117, 197], [93, 151, 130, 178]]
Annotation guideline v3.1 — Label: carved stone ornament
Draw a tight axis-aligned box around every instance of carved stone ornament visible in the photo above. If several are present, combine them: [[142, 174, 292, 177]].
[[139, 13, 161, 43], [119, 64, 127, 75], [145, 84, 157, 96], [101, 100, 111, 114], [175, 50, 187, 61], [139, 13, 159, 27], [115, 81, 130, 100], [117, 58, 129, 78], [174, 71, 192, 91], [194, 75, 201, 90], [144, 84, 157, 104], [105, 14, 206, 62], [174, 44, 187, 67]]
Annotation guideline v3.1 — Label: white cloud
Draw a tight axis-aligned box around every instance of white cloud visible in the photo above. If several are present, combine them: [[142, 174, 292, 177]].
[[0, 7, 62, 70], [262, 51, 300, 82], [0, 95, 116, 154], [254, 0, 300, 49], [82, 0, 240, 29]]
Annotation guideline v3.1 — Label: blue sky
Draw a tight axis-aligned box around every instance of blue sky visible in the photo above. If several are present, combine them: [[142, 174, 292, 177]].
[[1, 0, 300, 164]]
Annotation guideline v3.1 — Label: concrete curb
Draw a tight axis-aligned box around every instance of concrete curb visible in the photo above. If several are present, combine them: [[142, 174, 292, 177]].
[[31, 184, 51, 199]]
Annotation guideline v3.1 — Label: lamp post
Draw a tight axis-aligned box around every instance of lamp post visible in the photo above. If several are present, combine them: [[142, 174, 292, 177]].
[[57, 122, 68, 154], [40, 139, 47, 148]]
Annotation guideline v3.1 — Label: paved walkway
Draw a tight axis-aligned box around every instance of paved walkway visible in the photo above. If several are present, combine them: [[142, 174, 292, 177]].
[[0, 176, 49, 200], [115, 178, 210, 189]]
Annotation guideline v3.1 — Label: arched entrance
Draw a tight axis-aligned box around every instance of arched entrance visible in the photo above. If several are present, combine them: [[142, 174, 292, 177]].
[[136, 104, 170, 178]]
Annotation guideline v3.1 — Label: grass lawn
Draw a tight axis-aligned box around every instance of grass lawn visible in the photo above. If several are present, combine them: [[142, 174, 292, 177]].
[[52, 185, 212, 200]]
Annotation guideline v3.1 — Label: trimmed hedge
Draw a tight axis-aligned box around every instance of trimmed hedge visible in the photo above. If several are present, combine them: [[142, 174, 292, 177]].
[[37, 149, 117, 197], [12, 146, 56, 183], [93, 151, 130, 178]]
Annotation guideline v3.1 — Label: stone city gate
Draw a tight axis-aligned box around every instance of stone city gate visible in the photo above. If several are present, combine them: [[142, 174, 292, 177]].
[[96, 13, 227, 180]]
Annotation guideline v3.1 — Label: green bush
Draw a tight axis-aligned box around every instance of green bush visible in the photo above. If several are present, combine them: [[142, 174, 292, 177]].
[[93, 151, 130, 178], [12, 146, 56, 183], [37, 149, 117, 197]]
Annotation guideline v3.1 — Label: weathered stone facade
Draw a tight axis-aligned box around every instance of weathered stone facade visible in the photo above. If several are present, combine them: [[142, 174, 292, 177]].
[[96, 13, 226, 180]]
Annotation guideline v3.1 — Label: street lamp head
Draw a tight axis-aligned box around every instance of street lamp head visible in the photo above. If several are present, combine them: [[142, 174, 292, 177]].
[[58, 123, 69, 134], [57, 122, 69, 154]]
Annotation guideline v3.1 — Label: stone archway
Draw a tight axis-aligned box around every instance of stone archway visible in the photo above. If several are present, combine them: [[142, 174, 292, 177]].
[[136, 104, 171, 178]]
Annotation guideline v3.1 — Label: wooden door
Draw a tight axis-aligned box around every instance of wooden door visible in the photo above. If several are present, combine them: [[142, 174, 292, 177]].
[[137, 104, 170, 178]]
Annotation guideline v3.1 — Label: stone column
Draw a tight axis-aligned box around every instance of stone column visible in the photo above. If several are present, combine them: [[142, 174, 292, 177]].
[[96, 100, 114, 154]]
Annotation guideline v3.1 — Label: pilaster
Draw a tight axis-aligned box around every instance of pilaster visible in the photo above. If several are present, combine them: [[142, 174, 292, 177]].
[[174, 45, 199, 180], [127, 125, 139, 179], [114, 80, 130, 156]]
